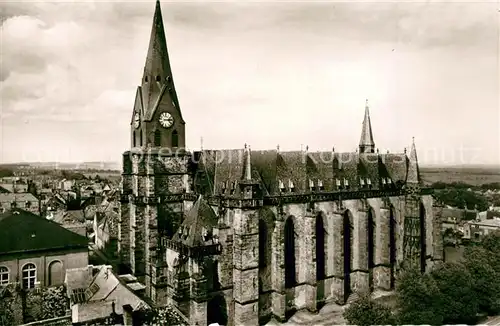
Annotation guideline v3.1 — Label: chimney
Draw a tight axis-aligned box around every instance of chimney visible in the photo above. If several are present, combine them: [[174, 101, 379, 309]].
[[122, 304, 134, 326]]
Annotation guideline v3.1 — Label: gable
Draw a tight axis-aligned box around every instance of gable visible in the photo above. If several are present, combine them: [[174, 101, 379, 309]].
[[144, 84, 184, 124], [0, 209, 88, 255], [130, 86, 144, 125]]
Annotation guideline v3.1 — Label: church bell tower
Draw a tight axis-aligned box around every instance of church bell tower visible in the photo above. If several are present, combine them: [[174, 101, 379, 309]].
[[130, 0, 186, 151], [119, 0, 194, 303]]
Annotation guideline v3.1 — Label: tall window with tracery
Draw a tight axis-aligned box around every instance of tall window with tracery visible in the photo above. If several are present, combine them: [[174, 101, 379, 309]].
[[0, 266, 9, 285], [22, 263, 36, 289]]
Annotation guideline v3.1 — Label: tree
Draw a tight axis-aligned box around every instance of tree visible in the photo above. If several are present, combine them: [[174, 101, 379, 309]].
[[396, 268, 444, 325], [463, 245, 500, 315], [343, 294, 395, 326], [434, 188, 489, 211], [430, 262, 479, 324]]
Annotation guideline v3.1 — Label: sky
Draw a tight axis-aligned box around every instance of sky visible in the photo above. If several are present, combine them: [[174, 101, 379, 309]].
[[0, 0, 499, 166]]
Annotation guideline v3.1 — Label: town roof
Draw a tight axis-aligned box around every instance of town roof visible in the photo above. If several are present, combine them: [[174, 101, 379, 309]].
[[0, 209, 88, 255], [0, 193, 38, 203]]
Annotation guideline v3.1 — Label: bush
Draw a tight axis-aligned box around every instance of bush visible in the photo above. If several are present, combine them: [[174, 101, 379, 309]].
[[343, 294, 395, 326]]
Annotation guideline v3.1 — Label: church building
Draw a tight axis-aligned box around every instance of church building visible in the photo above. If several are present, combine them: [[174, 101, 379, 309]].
[[118, 1, 444, 325]]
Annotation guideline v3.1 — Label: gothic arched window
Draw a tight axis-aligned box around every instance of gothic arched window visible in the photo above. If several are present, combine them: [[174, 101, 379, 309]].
[[154, 130, 161, 147], [172, 130, 179, 147], [284, 217, 296, 288], [133, 131, 136, 147]]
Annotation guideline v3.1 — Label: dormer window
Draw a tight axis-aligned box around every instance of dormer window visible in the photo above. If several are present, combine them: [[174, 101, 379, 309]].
[[202, 227, 211, 242], [360, 178, 365, 187], [336, 179, 342, 189], [309, 179, 315, 191], [318, 179, 324, 191], [288, 180, 295, 192], [382, 178, 386, 185], [278, 180, 285, 192], [230, 181, 237, 195], [387, 178, 392, 184], [221, 181, 227, 194], [366, 178, 372, 188], [344, 178, 349, 189]]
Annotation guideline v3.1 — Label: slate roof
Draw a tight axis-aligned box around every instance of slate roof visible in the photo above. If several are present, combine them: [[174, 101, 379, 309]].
[[442, 207, 478, 221], [172, 195, 219, 247], [193, 149, 410, 197], [0, 209, 88, 255]]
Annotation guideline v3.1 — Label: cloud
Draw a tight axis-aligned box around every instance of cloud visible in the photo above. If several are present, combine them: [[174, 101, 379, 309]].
[[0, 0, 498, 164]]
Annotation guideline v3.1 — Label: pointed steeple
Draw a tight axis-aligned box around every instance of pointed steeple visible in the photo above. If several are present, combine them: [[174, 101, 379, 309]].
[[406, 137, 421, 184], [359, 99, 375, 154], [141, 0, 182, 122], [243, 144, 252, 181]]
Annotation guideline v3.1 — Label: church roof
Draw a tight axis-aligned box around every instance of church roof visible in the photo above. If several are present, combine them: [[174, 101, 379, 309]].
[[0, 209, 88, 255], [172, 195, 218, 247], [193, 149, 410, 196]]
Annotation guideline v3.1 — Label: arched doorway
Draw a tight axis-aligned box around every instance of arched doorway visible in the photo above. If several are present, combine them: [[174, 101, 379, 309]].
[[367, 208, 375, 291], [342, 211, 353, 302], [207, 294, 228, 326], [419, 202, 426, 273], [48, 260, 64, 286], [284, 217, 296, 288], [389, 206, 397, 289]]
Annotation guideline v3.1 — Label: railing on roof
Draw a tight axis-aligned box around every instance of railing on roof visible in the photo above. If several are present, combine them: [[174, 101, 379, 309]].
[[165, 240, 222, 258], [120, 187, 433, 207]]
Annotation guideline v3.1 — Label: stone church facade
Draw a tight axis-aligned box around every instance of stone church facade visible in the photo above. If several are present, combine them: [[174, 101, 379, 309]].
[[118, 1, 444, 325]]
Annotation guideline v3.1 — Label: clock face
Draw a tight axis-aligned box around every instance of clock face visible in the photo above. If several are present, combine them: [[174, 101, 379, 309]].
[[133, 113, 140, 128], [159, 112, 174, 128]]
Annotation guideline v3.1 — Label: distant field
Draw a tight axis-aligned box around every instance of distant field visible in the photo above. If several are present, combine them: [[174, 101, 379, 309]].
[[420, 166, 500, 186]]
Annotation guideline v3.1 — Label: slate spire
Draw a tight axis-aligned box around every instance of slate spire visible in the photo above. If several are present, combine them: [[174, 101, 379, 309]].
[[407, 137, 421, 184], [359, 99, 375, 154], [141, 0, 180, 119]]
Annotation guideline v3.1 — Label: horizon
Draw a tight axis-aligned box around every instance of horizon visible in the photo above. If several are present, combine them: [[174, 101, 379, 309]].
[[1, 0, 499, 165]]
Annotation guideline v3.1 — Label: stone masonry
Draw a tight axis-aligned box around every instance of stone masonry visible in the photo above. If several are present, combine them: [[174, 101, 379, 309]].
[[117, 1, 444, 325]]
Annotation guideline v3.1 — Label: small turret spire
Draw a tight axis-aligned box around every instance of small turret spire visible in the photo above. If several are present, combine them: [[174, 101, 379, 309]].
[[244, 144, 252, 181], [406, 137, 421, 184], [359, 99, 375, 154]]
